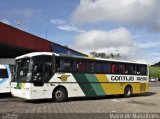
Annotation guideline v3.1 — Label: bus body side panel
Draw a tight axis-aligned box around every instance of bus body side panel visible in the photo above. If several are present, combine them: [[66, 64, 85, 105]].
[[49, 73, 86, 98], [11, 73, 85, 99], [11, 73, 149, 99], [48, 73, 149, 98], [0, 65, 11, 93]]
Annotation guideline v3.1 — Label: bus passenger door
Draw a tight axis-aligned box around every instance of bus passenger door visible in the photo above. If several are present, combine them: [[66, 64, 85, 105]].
[[32, 56, 52, 99], [32, 63, 45, 99], [43, 63, 52, 98]]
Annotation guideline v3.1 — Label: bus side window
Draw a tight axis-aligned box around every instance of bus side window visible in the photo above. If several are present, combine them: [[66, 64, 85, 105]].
[[125, 64, 136, 75], [101, 62, 110, 73], [95, 62, 102, 73], [78, 61, 86, 72], [70, 59, 77, 72], [77, 62, 79, 71], [111, 64, 116, 74], [59, 59, 71, 71], [125, 64, 132, 74], [56, 58, 60, 71], [87, 61, 94, 72], [133, 65, 137, 74], [137, 65, 147, 75], [118, 64, 124, 74], [64, 59, 70, 71], [60, 59, 65, 71]]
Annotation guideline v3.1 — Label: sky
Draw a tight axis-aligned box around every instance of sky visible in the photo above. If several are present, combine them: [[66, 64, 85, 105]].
[[1, 0, 160, 64]]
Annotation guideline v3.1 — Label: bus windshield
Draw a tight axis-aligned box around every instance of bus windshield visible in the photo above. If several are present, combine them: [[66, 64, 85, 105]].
[[14, 58, 32, 83]]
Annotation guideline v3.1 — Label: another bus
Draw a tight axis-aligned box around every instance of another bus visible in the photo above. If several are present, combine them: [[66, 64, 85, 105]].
[[0, 64, 11, 93], [11, 52, 149, 102]]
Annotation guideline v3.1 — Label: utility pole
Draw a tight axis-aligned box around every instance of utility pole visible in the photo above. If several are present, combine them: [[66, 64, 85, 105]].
[[46, 28, 48, 40]]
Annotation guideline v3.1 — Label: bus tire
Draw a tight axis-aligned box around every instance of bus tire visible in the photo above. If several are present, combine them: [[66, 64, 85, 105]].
[[124, 86, 132, 98], [53, 87, 67, 102]]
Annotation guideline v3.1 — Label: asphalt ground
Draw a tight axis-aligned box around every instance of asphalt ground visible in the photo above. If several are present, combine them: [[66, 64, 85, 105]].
[[0, 82, 159, 119]]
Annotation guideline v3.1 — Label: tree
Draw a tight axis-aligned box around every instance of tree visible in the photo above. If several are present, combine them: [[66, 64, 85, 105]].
[[90, 51, 121, 59]]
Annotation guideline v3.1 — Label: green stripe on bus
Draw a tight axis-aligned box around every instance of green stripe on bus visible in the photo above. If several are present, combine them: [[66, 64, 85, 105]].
[[72, 73, 97, 97], [16, 83, 21, 89], [85, 74, 106, 96]]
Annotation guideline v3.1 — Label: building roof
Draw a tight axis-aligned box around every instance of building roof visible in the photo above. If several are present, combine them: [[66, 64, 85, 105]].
[[0, 22, 87, 58]]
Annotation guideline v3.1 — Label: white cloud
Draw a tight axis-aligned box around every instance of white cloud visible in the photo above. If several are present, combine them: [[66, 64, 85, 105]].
[[1, 8, 42, 20], [50, 18, 85, 33], [73, 27, 131, 49], [137, 41, 160, 48], [70, 0, 160, 62], [0, 19, 10, 24], [134, 51, 160, 65], [132, 41, 160, 64], [57, 25, 85, 33], [92, 46, 136, 58], [72, 27, 136, 58], [150, 19, 160, 32], [50, 19, 66, 25], [72, 0, 159, 28]]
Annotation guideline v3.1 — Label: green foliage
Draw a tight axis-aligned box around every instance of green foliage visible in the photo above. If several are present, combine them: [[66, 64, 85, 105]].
[[149, 66, 160, 78], [90, 51, 121, 59]]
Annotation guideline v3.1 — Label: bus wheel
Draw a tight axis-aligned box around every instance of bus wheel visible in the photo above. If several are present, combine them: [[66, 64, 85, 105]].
[[53, 87, 67, 102], [124, 86, 132, 98]]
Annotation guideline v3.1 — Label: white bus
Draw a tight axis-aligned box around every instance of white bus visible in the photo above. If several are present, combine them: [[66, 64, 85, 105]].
[[11, 52, 149, 102], [0, 64, 11, 93]]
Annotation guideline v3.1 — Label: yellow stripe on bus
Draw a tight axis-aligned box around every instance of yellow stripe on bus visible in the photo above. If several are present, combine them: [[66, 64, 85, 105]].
[[95, 75, 149, 95], [96, 74, 109, 94], [21, 83, 25, 88]]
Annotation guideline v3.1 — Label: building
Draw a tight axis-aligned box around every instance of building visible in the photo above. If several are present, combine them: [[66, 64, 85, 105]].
[[0, 22, 86, 64]]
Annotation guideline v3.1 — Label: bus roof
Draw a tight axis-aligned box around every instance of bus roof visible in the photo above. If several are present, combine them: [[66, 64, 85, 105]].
[[15, 52, 148, 65], [15, 52, 53, 59]]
